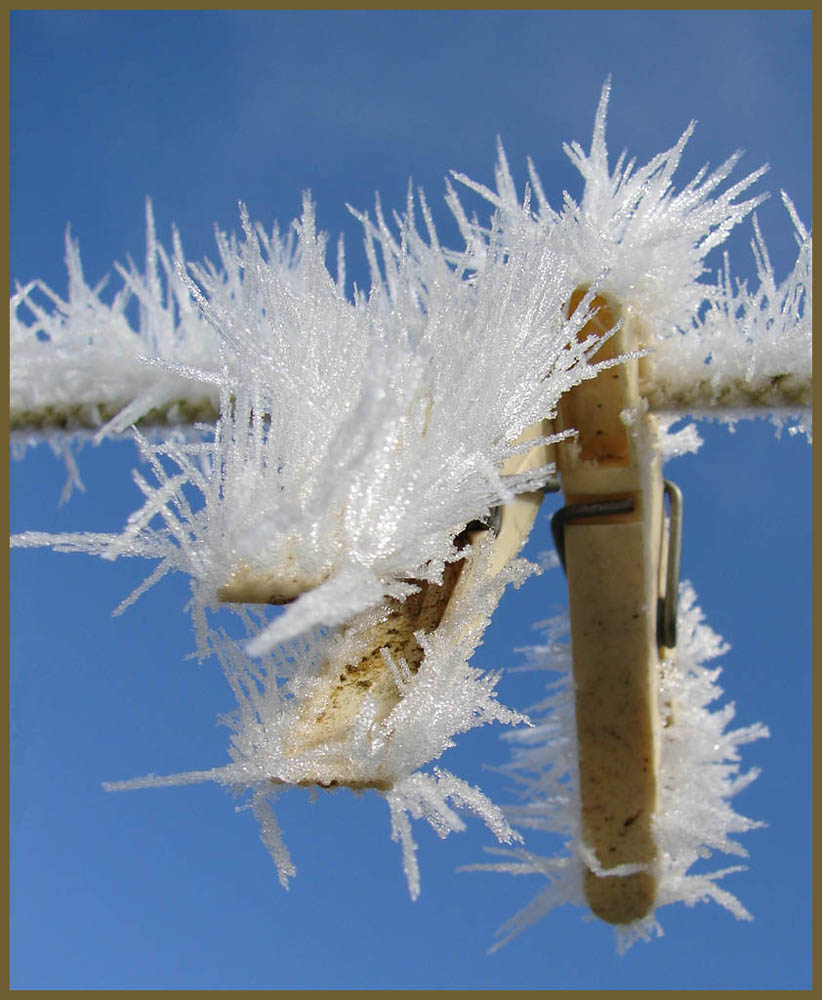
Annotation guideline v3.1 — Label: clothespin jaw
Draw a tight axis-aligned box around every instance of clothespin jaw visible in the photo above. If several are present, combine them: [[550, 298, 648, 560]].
[[217, 564, 329, 605], [553, 288, 677, 925]]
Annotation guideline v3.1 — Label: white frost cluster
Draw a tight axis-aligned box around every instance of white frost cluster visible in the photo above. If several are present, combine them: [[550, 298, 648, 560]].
[[467, 582, 768, 952], [10, 200, 222, 435], [451, 77, 811, 431], [649, 192, 813, 432], [454, 80, 766, 340], [11, 80, 810, 651], [12, 190, 606, 653], [105, 538, 533, 898], [10, 203, 223, 501]]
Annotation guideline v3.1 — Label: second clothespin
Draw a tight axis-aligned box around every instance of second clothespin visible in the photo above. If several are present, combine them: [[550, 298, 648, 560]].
[[551, 288, 681, 925]]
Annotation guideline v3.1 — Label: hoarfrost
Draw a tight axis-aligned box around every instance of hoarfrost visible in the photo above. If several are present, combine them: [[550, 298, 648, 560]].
[[12, 190, 604, 653], [450, 78, 811, 428], [104, 538, 531, 897], [10, 200, 222, 437], [10, 79, 809, 929]]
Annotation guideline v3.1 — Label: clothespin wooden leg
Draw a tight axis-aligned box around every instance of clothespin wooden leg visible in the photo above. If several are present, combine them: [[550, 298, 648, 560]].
[[555, 289, 669, 925]]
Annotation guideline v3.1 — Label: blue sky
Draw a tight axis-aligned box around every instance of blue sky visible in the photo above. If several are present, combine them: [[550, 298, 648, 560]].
[[10, 10, 811, 989]]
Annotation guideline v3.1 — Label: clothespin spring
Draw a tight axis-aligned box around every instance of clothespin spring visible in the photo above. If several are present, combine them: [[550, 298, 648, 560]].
[[551, 479, 683, 651]]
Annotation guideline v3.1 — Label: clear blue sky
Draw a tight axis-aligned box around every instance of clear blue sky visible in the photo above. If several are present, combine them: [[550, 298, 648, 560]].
[[10, 10, 811, 989]]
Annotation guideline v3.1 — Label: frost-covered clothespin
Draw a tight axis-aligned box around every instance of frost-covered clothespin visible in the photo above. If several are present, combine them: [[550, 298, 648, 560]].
[[271, 420, 557, 789], [551, 288, 679, 925]]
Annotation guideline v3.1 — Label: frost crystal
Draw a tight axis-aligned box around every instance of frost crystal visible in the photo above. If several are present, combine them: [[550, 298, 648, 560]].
[[466, 582, 768, 952], [647, 192, 812, 435], [10, 200, 222, 436], [12, 81, 811, 645], [104, 537, 530, 897], [12, 190, 604, 652], [450, 77, 810, 427]]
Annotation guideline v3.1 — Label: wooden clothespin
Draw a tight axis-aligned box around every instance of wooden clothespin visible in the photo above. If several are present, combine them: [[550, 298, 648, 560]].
[[551, 288, 680, 925], [218, 411, 557, 788]]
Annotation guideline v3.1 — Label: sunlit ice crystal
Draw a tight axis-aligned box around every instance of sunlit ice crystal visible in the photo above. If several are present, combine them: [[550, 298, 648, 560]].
[[645, 192, 812, 433], [11, 187, 607, 655]]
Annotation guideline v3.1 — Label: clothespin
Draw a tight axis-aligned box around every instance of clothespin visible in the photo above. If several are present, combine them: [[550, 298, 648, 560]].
[[550, 289, 681, 925]]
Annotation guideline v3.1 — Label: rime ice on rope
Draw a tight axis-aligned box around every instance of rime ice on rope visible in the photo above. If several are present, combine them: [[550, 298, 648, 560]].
[[10, 202, 223, 500], [10, 200, 223, 435], [464, 582, 769, 952], [450, 77, 810, 432], [104, 536, 532, 897], [646, 192, 812, 432], [12, 80, 811, 632]]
